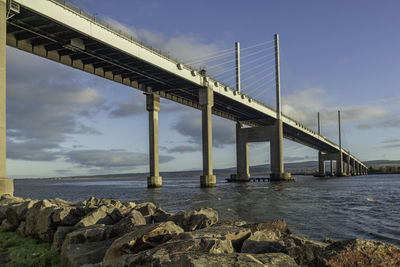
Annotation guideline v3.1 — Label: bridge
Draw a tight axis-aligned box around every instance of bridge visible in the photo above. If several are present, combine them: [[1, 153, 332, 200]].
[[0, 0, 368, 194]]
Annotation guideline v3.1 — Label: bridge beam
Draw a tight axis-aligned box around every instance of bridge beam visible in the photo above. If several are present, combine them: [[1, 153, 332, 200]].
[[199, 87, 216, 187], [146, 93, 162, 188], [0, 0, 14, 195]]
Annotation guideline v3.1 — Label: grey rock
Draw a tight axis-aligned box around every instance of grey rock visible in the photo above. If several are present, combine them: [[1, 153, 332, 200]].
[[52, 206, 86, 226], [75, 205, 123, 228], [52, 226, 75, 252], [16, 221, 26, 236], [103, 221, 184, 261], [25, 200, 58, 241], [106, 210, 146, 237], [61, 238, 115, 267], [169, 207, 218, 231], [134, 202, 157, 217], [313, 238, 400, 267], [168, 252, 299, 267], [191, 225, 251, 252]]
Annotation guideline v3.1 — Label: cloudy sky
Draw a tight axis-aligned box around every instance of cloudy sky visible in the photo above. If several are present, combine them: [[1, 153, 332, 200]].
[[6, 0, 400, 178]]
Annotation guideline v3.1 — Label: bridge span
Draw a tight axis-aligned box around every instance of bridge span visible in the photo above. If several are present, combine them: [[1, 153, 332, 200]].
[[0, 0, 368, 194]]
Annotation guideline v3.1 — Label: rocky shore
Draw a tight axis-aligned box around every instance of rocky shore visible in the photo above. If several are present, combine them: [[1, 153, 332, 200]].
[[0, 194, 399, 267]]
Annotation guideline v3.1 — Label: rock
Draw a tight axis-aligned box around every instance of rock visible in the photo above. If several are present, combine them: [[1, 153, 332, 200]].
[[244, 220, 291, 238], [62, 225, 111, 249], [242, 232, 328, 266], [16, 221, 26, 236], [75, 205, 123, 228], [314, 238, 400, 267], [150, 207, 171, 223], [169, 208, 218, 231], [24, 200, 57, 240], [82, 197, 132, 214], [61, 238, 115, 267], [106, 210, 146, 237], [52, 206, 86, 226], [52, 226, 75, 252], [92, 236, 235, 266], [215, 220, 247, 227], [1, 218, 15, 231], [168, 252, 299, 267], [191, 225, 251, 252], [94, 252, 298, 267], [0, 195, 25, 223], [5, 200, 38, 229], [134, 202, 157, 217], [0, 194, 24, 206], [103, 221, 184, 261], [48, 198, 74, 207]]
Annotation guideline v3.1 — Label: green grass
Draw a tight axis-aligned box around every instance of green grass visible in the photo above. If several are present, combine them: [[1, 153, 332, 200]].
[[0, 227, 59, 267]]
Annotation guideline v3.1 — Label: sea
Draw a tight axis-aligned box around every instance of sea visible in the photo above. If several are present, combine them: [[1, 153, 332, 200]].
[[14, 174, 400, 247]]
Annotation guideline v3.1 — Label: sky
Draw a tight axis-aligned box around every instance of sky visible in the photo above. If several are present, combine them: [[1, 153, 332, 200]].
[[5, 0, 400, 178]]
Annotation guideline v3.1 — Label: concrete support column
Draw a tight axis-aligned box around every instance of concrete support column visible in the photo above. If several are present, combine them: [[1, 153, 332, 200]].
[[318, 152, 325, 176], [199, 87, 216, 187], [351, 160, 356, 176], [336, 151, 344, 176], [236, 122, 249, 180], [0, 1, 13, 195], [270, 119, 291, 180], [330, 160, 334, 176], [347, 157, 351, 176], [146, 93, 162, 188]]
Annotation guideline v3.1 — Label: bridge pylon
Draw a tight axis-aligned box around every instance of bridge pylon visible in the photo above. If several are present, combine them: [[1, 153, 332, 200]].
[[0, 0, 14, 195]]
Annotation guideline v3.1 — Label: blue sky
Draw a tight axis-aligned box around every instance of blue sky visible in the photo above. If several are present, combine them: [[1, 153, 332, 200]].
[[6, 0, 400, 178]]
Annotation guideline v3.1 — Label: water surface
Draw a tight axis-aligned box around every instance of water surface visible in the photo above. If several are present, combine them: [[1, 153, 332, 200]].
[[14, 174, 400, 246]]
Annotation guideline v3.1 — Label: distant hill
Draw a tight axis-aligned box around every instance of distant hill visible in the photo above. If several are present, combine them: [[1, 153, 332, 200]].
[[21, 160, 400, 180]]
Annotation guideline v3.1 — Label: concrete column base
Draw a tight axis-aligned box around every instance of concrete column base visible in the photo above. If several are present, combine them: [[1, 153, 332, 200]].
[[270, 172, 293, 181], [0, 178, 14, 196], [147, 176, 162, 188], [200, 175, 216, 187], [336, 172, 346, 177], [236, 173, 250, 181]]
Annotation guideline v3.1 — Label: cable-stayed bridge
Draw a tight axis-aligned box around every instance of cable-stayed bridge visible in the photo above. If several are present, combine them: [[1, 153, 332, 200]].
[[0, 0, 367, 193]]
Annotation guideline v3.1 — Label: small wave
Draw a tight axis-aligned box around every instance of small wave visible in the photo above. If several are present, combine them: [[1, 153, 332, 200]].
[[367, 198, 381, 204]]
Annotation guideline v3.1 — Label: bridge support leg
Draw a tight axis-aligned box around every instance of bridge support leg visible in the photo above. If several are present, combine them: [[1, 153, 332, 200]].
[[336, 151, 344, 176], [270, 119, 291, 181], [318, 152, 325, 177], [347, 156, 351, 176], [0, 1, 13, 196], [236, 122, 249, 180], [330, 160, 334, 176], [146, 93, 162, 188], [199, 87, 216, 187]]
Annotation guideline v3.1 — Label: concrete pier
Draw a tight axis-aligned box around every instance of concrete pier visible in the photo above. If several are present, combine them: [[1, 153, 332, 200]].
[[269, 119, 291, 180], [336, 151, 344, 176], [236, 122, 249, 180], [199, 87, 216, 187], [0, 0, 13, 195], [146, 93, 162, 188]]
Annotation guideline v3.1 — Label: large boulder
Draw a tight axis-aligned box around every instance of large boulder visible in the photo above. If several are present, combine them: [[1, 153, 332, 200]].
[[61, 238, 115, 267], [103, 221, 184, 261], [191, 225, 251, 252], [168, 252, 299, 267], [169, 208, 218, 231], [242, 232, 328, 266], [106, 210, 146, 237], [24, 200, 58, 241], [52, 226, 75, 252], [0, 195, 24, 223], [314, 238, 400, 267], [75, 205, 123, 228], [81, 197, 134, 215], [52, 206, 86, 226], [5, 200, 38, 228], [87, 234, 235, 267], [91, 252, 298, 267], [244, 220, 291, 238]]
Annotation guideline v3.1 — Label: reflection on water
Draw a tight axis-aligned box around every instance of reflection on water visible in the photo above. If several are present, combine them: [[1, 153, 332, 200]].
[[14, 174, 400, 246]]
